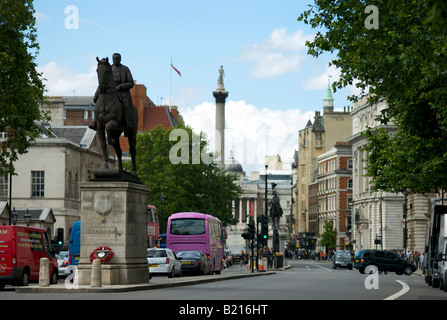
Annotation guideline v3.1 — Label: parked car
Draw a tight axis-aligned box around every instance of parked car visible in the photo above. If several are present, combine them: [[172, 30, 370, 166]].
[[176, 250, 211, 275], [56, 251, 70, 278], [332, 250, 353, 270], [147, 248, 182, 278], [354, 249, 417, 275], [224, 250, 233, 267]]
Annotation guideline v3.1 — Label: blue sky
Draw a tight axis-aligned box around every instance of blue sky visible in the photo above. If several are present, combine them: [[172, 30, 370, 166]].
[[34, 0, 360, 174]]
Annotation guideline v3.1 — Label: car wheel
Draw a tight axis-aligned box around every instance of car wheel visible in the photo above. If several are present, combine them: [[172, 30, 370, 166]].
[[168, 267, 175, 278], [432, 277, 440, 288], [359, 267, 365, 274], [403, 266, 413, 275], [50, 270, 58, 284], [20, 269, 29, 286]]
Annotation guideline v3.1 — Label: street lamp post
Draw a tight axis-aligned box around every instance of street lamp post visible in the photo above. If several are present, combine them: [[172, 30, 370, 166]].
[[11, 207, 17, 225], [8, 157, 12, 225], [24, 209, 32, 226]]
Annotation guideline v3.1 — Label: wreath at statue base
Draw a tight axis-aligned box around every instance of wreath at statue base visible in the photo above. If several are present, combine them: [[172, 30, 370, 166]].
[[89, 246, 114, 264]]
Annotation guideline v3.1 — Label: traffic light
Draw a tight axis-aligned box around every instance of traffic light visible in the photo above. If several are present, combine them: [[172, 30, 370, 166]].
[[261, 215, 269, 241], [258, 215, 268, 247], [241, 227, 251, 240], [248, 219, 255, 237], [57, 228, 64, 245], [241, 219, 255, 240]]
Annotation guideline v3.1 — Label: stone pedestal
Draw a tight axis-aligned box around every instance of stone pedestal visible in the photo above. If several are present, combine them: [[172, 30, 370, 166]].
[[76, 176, 150, 285]]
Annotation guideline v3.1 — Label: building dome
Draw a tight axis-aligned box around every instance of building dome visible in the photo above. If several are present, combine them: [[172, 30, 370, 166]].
[[224, 151, 243, 173]]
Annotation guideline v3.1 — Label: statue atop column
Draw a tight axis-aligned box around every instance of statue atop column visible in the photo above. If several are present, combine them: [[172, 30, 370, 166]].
[[216, 66, 225, 91], [218, 65, 225, 84]]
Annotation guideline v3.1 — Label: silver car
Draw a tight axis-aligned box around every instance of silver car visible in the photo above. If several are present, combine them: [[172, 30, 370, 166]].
[[147, 248, 182, 278], [56, 251, 70, 278]]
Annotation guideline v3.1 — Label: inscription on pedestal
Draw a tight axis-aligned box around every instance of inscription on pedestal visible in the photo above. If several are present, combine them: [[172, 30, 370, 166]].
[[83, 225, 122, 243]]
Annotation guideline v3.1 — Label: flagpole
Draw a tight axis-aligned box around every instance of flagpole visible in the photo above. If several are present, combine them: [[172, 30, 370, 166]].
[[170, 57, 172, 107]]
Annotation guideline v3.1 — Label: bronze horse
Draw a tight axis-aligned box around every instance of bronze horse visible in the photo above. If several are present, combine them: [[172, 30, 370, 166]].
[[94, 57, 138, 175]]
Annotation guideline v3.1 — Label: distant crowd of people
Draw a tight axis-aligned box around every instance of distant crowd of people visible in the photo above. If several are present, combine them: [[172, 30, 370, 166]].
[[239, 247, 425, 270], [284, 249, 338, 261]]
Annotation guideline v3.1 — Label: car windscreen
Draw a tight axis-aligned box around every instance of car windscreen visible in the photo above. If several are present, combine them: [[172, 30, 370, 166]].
[[57, 252, 69, 259], [170, 218, 205, 235], [147, 249, 167, 258], [176, 251, 201, 259], [337, 252, 351, 258]]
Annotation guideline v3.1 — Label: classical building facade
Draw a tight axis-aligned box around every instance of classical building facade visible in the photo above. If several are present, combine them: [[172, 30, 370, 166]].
[[226, 155, 292, 255], [0, 125, 107, 243], [348, 95, 432, 253], [295, 84, 352, 247]]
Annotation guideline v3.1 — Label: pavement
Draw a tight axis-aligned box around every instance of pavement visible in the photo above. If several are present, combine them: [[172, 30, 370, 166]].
[[15, 267, 281, 294]]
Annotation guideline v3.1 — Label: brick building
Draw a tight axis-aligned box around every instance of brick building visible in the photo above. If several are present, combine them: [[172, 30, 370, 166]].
[[316, 142, 353, 250], [45, 83, 181, 152]]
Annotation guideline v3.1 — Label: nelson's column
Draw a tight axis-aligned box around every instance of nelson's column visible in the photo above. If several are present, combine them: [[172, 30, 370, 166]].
[[213, 66, 228, 168]]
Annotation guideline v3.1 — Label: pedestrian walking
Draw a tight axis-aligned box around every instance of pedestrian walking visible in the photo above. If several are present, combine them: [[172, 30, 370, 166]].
[[240, 251, 247, 269]]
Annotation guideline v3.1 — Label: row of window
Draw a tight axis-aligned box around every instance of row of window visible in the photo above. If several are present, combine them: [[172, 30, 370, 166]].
[[319, 178, 353, 193], [0, 171, 45, 198], [318, 159, 353, 174], [316, 196, 353, 214], [63, 110, 94, 121]]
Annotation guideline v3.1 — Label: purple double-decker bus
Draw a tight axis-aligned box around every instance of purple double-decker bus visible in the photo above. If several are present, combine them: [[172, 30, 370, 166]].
[[167, 212, 224, 274]]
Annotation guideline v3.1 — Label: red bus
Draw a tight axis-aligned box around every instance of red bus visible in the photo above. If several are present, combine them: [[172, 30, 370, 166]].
[[167, 212, 224, 274]]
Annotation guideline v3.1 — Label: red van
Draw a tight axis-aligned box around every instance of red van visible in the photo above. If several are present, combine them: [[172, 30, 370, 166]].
[[0, 225, 58, 289]]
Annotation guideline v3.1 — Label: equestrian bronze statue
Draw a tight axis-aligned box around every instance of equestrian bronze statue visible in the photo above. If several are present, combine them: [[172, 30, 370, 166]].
[[94, 56, 138, 175]]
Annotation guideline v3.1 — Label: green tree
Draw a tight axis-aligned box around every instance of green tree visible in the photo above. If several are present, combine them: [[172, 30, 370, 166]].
[[125, 124, 242, 232], [298, 0, 447, 194], [320, 221, 337, 252], [0, 0, 50, 177]]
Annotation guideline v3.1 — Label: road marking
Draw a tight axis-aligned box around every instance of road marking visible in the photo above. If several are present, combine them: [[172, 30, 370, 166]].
[[307, 262, 332, 272], [384, 280, 410, 300]]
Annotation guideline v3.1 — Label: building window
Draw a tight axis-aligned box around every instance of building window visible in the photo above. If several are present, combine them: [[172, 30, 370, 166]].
[[0, 175, 8, 198], [348, 179, 353, 189], [31, 171, 45, 197], [84, 110, 89, 120], [348, 159, 353, 170]]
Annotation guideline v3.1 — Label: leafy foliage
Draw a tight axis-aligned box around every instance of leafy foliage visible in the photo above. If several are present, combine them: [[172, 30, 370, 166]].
[[125, 125, 242, 232], [299, 0, 447, 194], [320, 221, 337, 251], [0, 0, 50, 176]]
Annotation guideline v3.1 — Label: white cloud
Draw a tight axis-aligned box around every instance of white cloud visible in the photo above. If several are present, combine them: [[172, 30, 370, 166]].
[[34, 12, 49, 21], [237, 28, 314, 79], [38, 60, 97, 96], [181, 100, 314, 174], [302, 63, 367, 98], [301, 64, 341, 91]]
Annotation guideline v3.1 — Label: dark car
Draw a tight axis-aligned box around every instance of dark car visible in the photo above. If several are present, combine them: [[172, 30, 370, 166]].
[[354, 249, 417, 275], [332, 250, 353, 270], [176, 250, 211, 275]]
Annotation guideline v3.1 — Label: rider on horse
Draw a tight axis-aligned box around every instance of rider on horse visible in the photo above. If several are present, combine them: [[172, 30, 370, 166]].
[[90, 53, 134, 136]]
